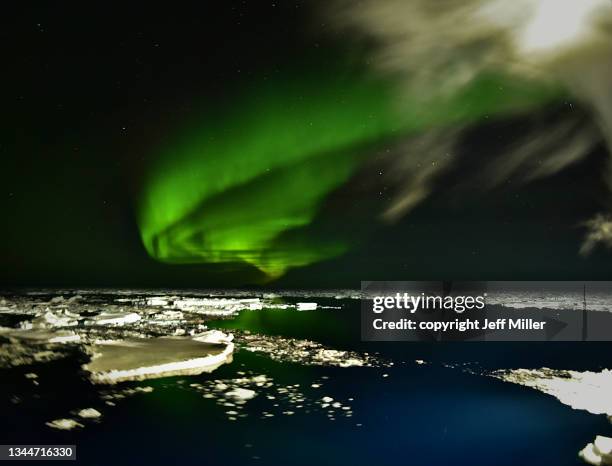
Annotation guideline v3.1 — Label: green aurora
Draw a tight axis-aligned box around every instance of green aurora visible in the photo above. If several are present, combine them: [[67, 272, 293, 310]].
[[137, 63, 563, 280]]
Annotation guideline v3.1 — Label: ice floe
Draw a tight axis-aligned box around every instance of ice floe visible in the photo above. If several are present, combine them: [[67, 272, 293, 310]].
[[492, 368, 612, 416], [31, 310, 80, 328], [193, 329, 233, 344], [234, 330, 387, 368], [99, 386, 154, 406], [45, 418, 83, 430], [78, 408, 102, 419], [225, 387, 257, 401], [87, 310, 141, 326], [580, 436, 612, 465], [1, 328, 81, 344], [83, 333, 234, 384], [143, 297, 262, 316], [296, 302, 317, 311], [188, 372, 355, 423]]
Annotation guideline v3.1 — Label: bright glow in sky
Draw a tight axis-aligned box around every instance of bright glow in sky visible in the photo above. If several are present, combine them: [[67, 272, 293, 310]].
[[517, 0, 607, 55]]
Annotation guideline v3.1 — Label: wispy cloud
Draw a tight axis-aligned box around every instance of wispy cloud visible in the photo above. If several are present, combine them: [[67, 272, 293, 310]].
[[330, 0, 612, 251]]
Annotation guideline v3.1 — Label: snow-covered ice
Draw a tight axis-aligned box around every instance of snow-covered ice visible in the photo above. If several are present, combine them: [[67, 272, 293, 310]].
[[78, 408, 102, 419], [45, 418, 83, 430], [83, 333, 234, 384], [580, 436, 612, 465], [493, 368, 612, 416]]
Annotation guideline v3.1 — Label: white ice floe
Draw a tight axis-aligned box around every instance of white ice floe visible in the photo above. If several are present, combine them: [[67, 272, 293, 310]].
[[191, 372, 354, 422], [78, 408, 102, 419], [49, 333, 81, 344], [84, 333, 234, 384], [236, 331, 387, 368], [30, 310, 79, 328], [99, 386, 154, 407], [147, 310, 186, 327], [157, 310, 184, 320], [493, 368, 612, 416], [1, 329, 81, 344], [144, 296, 262, 315], [89, 311, 141, 326], [193, 329, 233, 344], [580, 436, 612, 465], [146, 297, 169, 307], [142, 295, 342, 314], [315, 349, 363, 367], [46, 419, 83, 430], [225, 388, 257, 401], [296, 302, 317, 311]]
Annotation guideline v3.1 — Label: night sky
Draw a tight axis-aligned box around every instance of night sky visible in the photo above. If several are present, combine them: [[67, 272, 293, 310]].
[[2, 2, 611, 288]]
